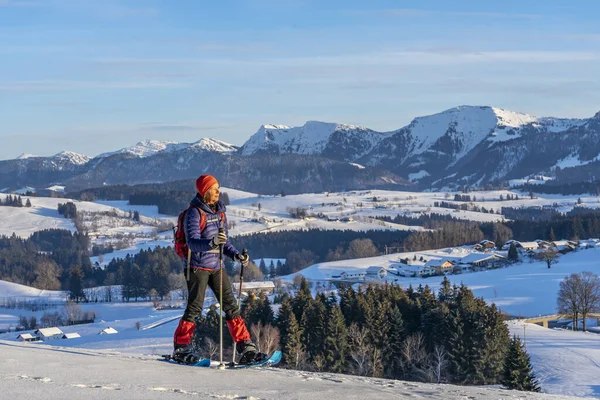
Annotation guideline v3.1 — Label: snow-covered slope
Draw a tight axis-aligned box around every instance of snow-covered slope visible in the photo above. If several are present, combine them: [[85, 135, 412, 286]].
[[16, 153, 38, 159], [240, 121, 387, 159], [0, 340, 587, 400], [96, 138, 237, 158], [51, 151, 91, 165]]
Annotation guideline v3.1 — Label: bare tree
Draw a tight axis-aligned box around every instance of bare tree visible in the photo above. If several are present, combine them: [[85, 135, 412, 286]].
[[346, 238, 380, 259], [256, 323, 280, 356], [202, 337, 219, 359], [536, 249, 559, 269], [558, 273, 581, 330], [347, 323, 372, 376], [577, 272, 600, 332], [250, 321, 263, 352], [402, 333, 429, 381], [62, 301, 83, 324], [429, 345, 448, 383]]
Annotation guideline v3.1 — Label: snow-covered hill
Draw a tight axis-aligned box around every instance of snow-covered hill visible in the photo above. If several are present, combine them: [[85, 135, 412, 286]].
[[97, 138, 237, 158], [287, 245, 600, 318], [240, 121, 388, 160], [0, 339, 589, 400]]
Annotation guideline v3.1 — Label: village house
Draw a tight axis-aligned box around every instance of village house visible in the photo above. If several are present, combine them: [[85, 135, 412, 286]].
[[17, 333, 39, 342], [459, 253, 507, 269], [232, 281, 275, 295], [365, 266, 387, 280], [552, 240, 578, 254], [424, 258, 454, 274], [34, 327, 63, 341], [99, 327, 118, 335], [502, 240, 539, 251], [397, 265, 437, 277], [579, 239, 600, 249], [338, 271, 366, 281], [474, 240, 496, 251], [62, 332, 81, 339]]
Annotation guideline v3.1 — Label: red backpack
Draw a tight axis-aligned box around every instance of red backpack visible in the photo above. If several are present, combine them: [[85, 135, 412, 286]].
[[173, 206, 226, 259]]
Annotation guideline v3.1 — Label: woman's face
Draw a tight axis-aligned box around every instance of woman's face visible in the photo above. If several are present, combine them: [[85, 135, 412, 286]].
[[204, 183, 220, 204]]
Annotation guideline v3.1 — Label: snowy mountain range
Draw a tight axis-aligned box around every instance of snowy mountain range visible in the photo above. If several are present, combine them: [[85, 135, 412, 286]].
[[2, 105, 600, 193]]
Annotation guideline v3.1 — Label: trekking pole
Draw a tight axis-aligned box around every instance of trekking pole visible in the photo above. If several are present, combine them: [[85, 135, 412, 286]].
[[218, 229, 225, 370], [232, 248, 248, 364]]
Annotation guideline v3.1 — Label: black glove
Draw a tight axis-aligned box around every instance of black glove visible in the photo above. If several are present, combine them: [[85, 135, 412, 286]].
[[210, 229, 227, 248], [235, 252, 249, 268]]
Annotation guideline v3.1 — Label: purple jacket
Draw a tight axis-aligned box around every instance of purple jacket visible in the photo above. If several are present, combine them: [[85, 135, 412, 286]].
[[184, 195, 239, 270]]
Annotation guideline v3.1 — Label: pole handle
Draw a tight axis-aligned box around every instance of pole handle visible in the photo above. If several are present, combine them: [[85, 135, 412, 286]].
[[239, 248, 248, 279]]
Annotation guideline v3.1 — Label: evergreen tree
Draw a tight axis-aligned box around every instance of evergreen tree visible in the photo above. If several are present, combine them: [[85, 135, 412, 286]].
[[300, 297, 327, 363], [276, 298, 294, 354], [482, 304, 510, 383], [548, 227, 556, 242], [283, 312, 304, 368], [438, 276, 454, 303], [259, 259, 268, 277], [323, 303, 348, 373], [383, 305, 405, 378], [68, 266, 86, 301], [292, 277, 312, 322], [268, 260, 276, 278], [503, 336, 541, 392], [508, 242, 519, 263], [25, 198, 32, 207]]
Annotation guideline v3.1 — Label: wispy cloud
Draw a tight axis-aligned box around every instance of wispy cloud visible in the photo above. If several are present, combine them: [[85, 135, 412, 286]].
[[349, 8, 543, 20], [0, 80, 188, 92], [0, 0, 40, 7], [97, 5, 158, 18], [138, 123, 237, 132], [562, 34, 600, 41], [45, 0, 158, 19], [449, 11, 542, 19]]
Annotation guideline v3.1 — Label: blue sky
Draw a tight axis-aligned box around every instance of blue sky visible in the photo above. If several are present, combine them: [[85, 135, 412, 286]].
[[1, 0, 599, 160]]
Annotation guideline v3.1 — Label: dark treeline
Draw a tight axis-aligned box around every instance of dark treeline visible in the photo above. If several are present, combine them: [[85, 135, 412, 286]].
[[68, 180, 194, 202], [0, 195, 30, 207], [501, 206, 559, 221], [433, 201, 499, 214], [376, 213, 465, 226], [515, 180, 600, 196], [233, 228, 411, 260], [57, 202, 77, 218], [402, 221, 486, 252], [194, 277, 516, 386], [0, 230, 93, 291], [68, 180, 232, 215], [499, 213, 600, 242], [100, 247, 185, 301]]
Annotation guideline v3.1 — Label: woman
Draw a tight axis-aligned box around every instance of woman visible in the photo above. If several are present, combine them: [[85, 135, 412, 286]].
[[172, 174, 263, 364]]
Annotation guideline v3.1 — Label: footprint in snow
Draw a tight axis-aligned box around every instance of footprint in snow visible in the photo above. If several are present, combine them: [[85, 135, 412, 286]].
[[19, 375, 52, 383], [72, 383, 121, 390]]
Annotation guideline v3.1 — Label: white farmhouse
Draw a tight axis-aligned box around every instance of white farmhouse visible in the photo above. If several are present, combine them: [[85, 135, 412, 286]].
[[62, 332, 81, 339], [339, 271, 366, 281], [397, 265, 436, 277], [232, 281, 275, 295], [34, 327, 63, 341], [16, 333, 38, 342], [366, 266, 387, 280]]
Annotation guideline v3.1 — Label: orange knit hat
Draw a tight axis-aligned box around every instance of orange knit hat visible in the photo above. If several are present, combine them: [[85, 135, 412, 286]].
[[195, 174, 218, 196]]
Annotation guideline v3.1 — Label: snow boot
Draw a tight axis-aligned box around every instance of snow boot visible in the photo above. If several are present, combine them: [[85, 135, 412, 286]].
[[236, 340, 268, 365], [172, 344, 201, 365]]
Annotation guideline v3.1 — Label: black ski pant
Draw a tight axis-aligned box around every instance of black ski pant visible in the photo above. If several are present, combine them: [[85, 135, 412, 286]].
[[182, 268, 240, 322]]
